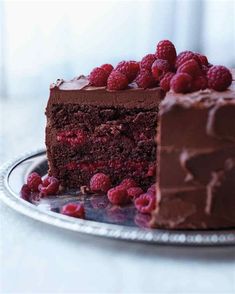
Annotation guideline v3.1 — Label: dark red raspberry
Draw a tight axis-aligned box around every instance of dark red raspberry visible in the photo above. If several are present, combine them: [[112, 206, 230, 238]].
[[177, 59, 201, 78], [195, 53, 208, 66], [39, 176, 60, 196], [57, 130, 87, 147], [135, 69, 156, 88], [100, 63, 113, 75], [127, 187, 144, 199], [151, 59, 171, 81], [176, 51, 199, 69], [107, 186, 129, 205], [27, 172, 42, 192], [107, 70, 129, 90], [61, 202, 85, 219], [119, 178, 137, 189], [155, 40, 177, 66], [134, 193, 156, 214], [170, 73, 192, 93], [20, 184, 31, 201], [140, 54, 156, 71], [90, 173, 111, 193], [115, 61, 140, 82], [207, 65, 232, 91], [147, 184, 156, 196], [89, 67, 109, 87], [160, 72, 175, 91], [192, 75, 208, 91]]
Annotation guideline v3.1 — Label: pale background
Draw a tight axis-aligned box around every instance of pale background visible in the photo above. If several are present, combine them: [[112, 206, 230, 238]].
[[1, 0, 235, 293]]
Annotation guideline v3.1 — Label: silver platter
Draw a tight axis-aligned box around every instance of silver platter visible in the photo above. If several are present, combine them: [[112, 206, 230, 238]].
[[0, 149, 235, 246]]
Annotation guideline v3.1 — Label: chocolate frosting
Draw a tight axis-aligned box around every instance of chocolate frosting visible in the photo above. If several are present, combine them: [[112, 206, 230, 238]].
[[207, 102, 235, 141], [48, 76, 164, 110], [206, 158, 235, 222], [153, 79, 235, 229]]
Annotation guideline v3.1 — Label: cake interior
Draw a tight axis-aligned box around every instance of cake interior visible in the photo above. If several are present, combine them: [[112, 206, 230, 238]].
[[47, 103, 159, 189]]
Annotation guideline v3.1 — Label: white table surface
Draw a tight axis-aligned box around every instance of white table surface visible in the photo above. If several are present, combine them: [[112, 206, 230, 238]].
[[1, 98, 235, 294]]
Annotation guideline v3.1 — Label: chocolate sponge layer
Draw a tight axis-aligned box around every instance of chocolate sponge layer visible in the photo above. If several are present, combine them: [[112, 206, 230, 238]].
[[46, 103, 158, 189]]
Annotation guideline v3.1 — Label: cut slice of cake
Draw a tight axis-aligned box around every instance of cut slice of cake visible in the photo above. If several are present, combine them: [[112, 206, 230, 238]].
[[46, 76, 163, 189]]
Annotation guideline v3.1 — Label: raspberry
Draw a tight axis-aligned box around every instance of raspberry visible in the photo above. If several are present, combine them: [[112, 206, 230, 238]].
[[107, 70, 129, 90], [127, 187, 144, 199], [89, 67, 109, 87], [195, 53, 209, 66], [177, 59, 201, 78], [140, 54, 156, 71], [115, 61, 140, 82], [160, 72, 175, 91], [119, 178, 137, 189], [27, 172, 42, 192], [207, 65, 232, 91], [20, 184, 31, 201], [57, 130, 87, 147], [61, 202, 85, 219], [90, 173, 111, 193], [151, 59, 171, 81], [134, 193, 156, 214], [107, 186, 129, 205], [135, 69, 156, 89], [170, 73, 192, 93], [155, 40, 177, 66], [175, 51, 200, 68], [38, 176, 60, 196], [192, 75, 208, 91], [100, 63, 113, 75]]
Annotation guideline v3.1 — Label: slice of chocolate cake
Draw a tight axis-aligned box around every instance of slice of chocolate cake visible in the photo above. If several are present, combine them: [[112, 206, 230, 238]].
[[152, 82, 235, 229], [46, 76, 163, 190]]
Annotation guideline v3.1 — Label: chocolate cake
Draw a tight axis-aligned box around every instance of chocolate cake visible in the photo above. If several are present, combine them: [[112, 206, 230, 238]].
[[45, 39, 235, 230], [46, 75, 235, 229], [46, 76, 163, 189]]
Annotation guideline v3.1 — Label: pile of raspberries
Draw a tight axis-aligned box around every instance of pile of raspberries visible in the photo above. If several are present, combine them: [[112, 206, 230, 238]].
[[88, 40, 232, 93], [22, 172, 156, 219]]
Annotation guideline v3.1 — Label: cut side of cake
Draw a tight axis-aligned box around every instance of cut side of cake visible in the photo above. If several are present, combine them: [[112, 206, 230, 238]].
[[46, 76, 163, 190]]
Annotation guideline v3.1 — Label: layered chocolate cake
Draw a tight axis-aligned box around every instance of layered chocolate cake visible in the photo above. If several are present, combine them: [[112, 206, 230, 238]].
[[45, 40, 235, 229]]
